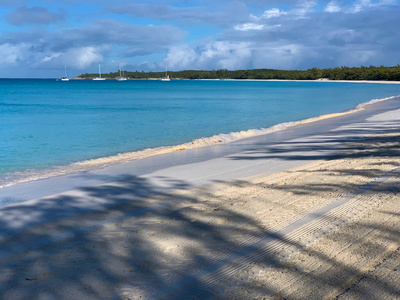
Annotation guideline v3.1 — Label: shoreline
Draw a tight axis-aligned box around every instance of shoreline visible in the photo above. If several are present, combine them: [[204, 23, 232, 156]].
[[194, 79, 400, 84], [1, 94, 399, 190], [76, 78, 400, 84]]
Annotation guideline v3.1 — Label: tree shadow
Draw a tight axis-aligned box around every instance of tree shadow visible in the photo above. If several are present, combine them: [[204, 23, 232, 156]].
[[230, 126, 400, 162], [0, 164, 399, 299]]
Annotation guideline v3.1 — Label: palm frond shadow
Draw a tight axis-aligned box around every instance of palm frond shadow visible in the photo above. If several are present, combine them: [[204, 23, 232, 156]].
[[0, 167, 399, 299]]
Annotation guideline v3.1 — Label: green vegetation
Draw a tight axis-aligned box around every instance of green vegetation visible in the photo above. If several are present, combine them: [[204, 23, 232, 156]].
[[77, 65, 400, 81]]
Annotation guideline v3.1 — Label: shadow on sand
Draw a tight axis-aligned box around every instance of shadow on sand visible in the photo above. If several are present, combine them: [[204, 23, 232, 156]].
[[0, 132, 400, 299]]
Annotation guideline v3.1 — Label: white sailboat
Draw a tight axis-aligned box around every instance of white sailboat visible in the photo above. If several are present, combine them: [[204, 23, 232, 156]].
[[93, 64, 106, 80], [116, 68, 127, 81], [161, 69, 170, 81], [60, 66, 69, 81]]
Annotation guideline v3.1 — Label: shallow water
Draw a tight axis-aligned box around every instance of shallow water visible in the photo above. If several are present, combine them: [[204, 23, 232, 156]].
[[1, 79, 399, 186]]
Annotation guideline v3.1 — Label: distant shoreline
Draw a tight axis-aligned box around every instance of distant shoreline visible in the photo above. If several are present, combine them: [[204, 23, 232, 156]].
[[76, 65, 400, 81], [2, 78, 400, 84], [71, 77, 400, 84]]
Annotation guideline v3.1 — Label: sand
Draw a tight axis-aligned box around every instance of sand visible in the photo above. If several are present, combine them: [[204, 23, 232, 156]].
[[0, 97, 400, 299]]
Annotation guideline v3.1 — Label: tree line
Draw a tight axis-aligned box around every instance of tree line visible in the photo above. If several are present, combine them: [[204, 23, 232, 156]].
[[77, 65, 400, 81]]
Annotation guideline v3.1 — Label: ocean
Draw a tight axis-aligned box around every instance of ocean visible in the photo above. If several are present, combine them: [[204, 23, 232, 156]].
[[1, 79, 399, 187]]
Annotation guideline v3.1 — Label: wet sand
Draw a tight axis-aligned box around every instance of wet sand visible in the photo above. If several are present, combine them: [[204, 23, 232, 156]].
[[0, 97, 400, 299]]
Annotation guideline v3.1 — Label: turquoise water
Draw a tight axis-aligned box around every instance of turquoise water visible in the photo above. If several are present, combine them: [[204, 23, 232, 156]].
[[1, 79, 399, 181]]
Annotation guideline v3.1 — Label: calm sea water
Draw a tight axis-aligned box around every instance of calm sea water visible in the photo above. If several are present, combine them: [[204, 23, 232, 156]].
[[1, 79, 399, 180]]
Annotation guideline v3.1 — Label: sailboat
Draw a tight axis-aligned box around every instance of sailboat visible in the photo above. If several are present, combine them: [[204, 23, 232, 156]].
[[161, 69, 170, 81], [60, 66, 69, 81], [93, 64, 106, 80], [116, 68, 127, 81]]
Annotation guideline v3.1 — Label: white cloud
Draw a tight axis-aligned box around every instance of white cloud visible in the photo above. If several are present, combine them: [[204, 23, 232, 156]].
[[235, 7, 285, 32], [5, 39, 107, 72], [66, 47, 104, 69], [163, 41, 252, 70], [234, 23, 282, 32], [40, 53, 61, 63], [199, 42, 252, 66], [163, 45, 197, 69], [25, 45, 105, 70], [252, 43, 315, 70], [0, 19, 186, 77], [250, 8, 287, 21], [216, 43, 252, 70], [0, 43, 26, 64], [262, 8, 287, 19], [325, 1, 342, 13], [352, 0, 371, 12], [292, 0, 317, 16], [234, 23, 265, 31], [351, 0, 396, 12]]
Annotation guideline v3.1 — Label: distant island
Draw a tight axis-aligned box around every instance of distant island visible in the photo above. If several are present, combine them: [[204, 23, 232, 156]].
[[76, 65, 400, 81]]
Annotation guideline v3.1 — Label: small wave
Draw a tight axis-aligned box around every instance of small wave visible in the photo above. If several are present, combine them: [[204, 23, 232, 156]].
[[1, 94, 399, 189]]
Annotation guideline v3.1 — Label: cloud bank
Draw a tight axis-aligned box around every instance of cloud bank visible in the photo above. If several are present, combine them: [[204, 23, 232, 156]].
[[0, 0, 399, 77]]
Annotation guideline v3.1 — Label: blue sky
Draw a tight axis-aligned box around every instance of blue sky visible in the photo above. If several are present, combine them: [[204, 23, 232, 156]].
[[0, 0, 399, 77]]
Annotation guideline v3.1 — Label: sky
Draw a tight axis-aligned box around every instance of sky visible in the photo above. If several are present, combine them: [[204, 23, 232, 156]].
[[0, 0, 399, 78]]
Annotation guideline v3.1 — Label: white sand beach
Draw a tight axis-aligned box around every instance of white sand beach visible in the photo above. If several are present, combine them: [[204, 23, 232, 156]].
[[0, 96, 400, 299]]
